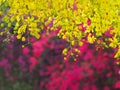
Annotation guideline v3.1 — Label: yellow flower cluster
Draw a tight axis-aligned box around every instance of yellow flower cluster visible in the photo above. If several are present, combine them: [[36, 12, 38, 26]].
[[1, 0, 120, 59]]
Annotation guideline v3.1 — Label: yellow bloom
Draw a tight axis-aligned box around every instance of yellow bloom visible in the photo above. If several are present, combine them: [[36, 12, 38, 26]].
[[17, 34, 22, 39], [62, 48, 68, 55], [22, 45, 25, 48], [87, 34, 96, 44], [116, 62, 120, 65], [114, 48, 120, 58], [22, 37, 26, 41]]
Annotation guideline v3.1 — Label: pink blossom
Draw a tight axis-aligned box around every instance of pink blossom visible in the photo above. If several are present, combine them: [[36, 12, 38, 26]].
[[29, 57, 38, 71], [104, 86, 110, 90], [114, 81, 120, 89], [23, 47, 30, 55]]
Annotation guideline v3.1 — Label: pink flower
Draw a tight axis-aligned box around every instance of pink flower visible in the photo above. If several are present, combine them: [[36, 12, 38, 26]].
[[29, 57, 38, 71], [104, 27, 114, 37], [23, 47, 30, 55], [91, 85, 98, 90], [114, 81, 120, 89], [87, 19, 91, 26], [73, 3, 77, 11], [33, 48, 43, 58], [83, 84, 90, 90], [32, 42, 44, 58], [44, 24, 48, 30], [104, 86, 110, 90]]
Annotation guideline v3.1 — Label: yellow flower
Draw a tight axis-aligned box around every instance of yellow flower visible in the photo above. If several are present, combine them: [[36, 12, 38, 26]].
[[22, 37, 26, 41], [116, 62, 120, 65], [109, 37, 118, 48], [62, 48, 68, 55], [18, 25, 27, 34], [22, 45, 25, 48], [8, 23, 11, 27], [0, 23, 4, 27], [71, 40, 75, 46], [36, 34, 40, 39], [114, 49, 120, 58], [17, 34, 22, 39], [87, 34, 96, 44], [2, 0, 120, 60]]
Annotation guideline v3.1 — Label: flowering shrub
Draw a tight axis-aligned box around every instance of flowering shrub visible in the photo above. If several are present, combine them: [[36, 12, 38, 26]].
[[44, 42, 120, 90], [1, 0, 120, 90], [0, 30, 120, 90], [0, 30, 68, 89], [35, 37, 120, 90], [1, 0, 120, 59]]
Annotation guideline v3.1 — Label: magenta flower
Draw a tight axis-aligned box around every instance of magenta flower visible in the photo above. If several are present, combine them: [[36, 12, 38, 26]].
[[29, 57, 38, 71]]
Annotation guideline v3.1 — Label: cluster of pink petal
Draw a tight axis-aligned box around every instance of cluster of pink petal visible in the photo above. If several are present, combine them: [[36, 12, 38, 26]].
[[0, 29, 120, 90], [39, 40, 120, 90]]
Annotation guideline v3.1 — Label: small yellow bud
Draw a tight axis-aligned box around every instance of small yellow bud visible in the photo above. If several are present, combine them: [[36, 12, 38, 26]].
[[116, 62, 120, 65], [64, 57, 67, 60], [22, 37, 26, 41], [79, 42, 83, 46], [22, 45, 25, 48], [62, 48, 68, 55], [0, 32, 4, 36], [1, 23, 4, 27], [17, 34, 21, 39], [71, 41, 75, 46], [8, 23, 11, 27], [74, 58, 76, 61]]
